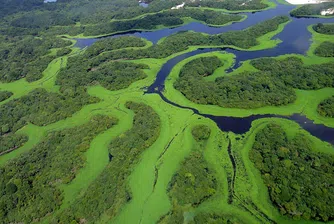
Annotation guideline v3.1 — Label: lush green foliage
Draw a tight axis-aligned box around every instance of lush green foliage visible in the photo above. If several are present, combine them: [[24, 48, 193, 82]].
[[0, 91, 13, 102], [174, 56, 296, 109], [97, 16, 289, 61], [84, 36, 146, 58], [314, 41, 334, 57], [317, 96, 334, 117], [54, 102, 160, 223], [250, 124, 334, 221], [57, 53, 148, 92], [251, 57, 334, 90], [0, 134, 28, 155], [0, 88, 98, 135], [56, 47, 72, 57], [193, 213, 244, 224], [192, 125, 212, 141], [0, 36, 71, 82], [0, 115, 117, 223], [313, 23, 334, 35], [290, 2, 334, 17]]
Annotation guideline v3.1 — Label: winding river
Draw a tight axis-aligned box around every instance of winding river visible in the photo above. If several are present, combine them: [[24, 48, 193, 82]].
[[74, 1, 334, 144]]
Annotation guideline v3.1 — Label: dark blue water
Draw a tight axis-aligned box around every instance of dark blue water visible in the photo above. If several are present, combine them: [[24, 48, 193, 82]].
[[73, 1, 334, 144]]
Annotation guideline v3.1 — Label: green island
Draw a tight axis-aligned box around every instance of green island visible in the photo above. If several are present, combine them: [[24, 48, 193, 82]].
[[290, 2, 334, 18], [0, 0, 334, 224]]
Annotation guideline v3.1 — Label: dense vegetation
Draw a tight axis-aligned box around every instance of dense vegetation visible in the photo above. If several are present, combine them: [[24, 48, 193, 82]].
[[94, 16, 289, 61], [0, 115, 118, 223], [193, 213, 244, 224], [0, 36, 71, 82], [0, 91, 13, 102], [192, 125, 212, 141], [0, 134, 28, 155], [83, 9, 243, 36], [314, 41, 334, 57], [57, 52, 148, 91], [54, 102, 160, 223], [317, 96, 334, 117], [84, 36, 147, 58], [250, 124, 334, 221], [162, 125, 216, 223], [251, 57, 334, 89], [174, 56, 296, 109], [290, 2, 334, 17], [313, 23, 334, 35], [0, 88, 98, 135]]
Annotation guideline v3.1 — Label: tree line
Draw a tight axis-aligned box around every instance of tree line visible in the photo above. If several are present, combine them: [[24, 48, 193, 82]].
[[313, 23, 334, 35], [250, 123, 334, 222]]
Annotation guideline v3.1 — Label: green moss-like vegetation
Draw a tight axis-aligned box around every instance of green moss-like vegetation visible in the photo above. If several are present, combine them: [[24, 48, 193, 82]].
[[54, 102, 160, 223], [0, 36, 71, 82], [0, 115, 117, 223], [0, 88, 97, 135], [0, 91, 13, 102], [174, 56, 296, 109], [290, 2, 334, 17], [313, 23, 334, 35], [250, 123, 334, 222], [314, 41, 334, 57], [317, 96, 334, 117]]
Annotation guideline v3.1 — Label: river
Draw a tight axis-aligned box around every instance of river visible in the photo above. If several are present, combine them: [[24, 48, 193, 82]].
[[73, 1, 334, 144]]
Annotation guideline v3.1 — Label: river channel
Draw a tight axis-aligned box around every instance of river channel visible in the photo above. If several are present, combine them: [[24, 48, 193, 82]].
[[74, 1, 334, 144]]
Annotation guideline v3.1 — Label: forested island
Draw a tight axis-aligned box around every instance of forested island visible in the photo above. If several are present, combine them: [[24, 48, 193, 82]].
[[0, 0, 334, 223]]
